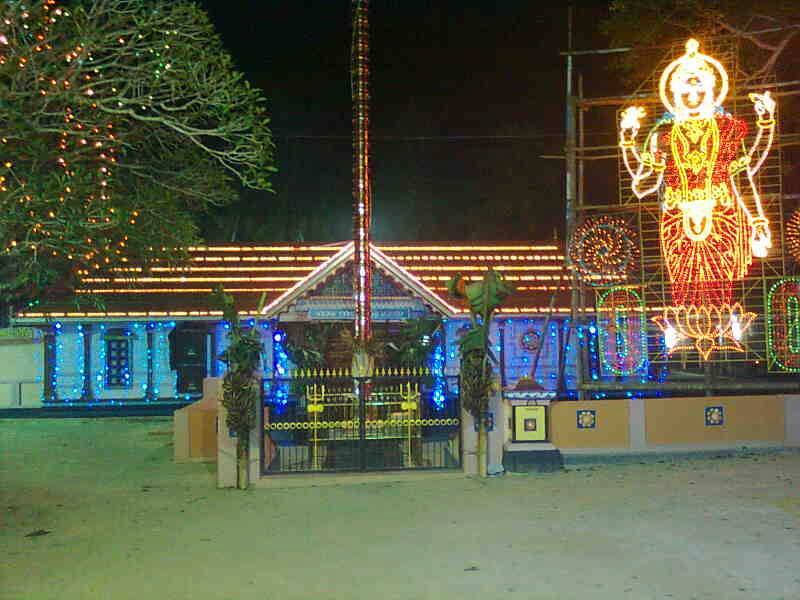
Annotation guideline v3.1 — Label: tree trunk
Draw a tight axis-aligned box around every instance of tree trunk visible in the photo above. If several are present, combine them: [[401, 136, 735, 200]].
[[236, 440, 249, 490], [477, 418, 488, 478]]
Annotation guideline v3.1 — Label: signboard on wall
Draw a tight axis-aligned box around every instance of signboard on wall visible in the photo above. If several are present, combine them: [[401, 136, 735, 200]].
[[513, 405, 547, 442], [308, 307, 414, 321]]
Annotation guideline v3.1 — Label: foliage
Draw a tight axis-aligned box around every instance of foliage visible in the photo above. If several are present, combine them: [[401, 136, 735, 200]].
[[385, 317, 442, 366], [212, 287, 263, 464], [0, 0, 276, 304], [601, 0, 800, 84], [447, 270, 513, 417], [284, 324, 334, 372], [339, 326, 387, 364]]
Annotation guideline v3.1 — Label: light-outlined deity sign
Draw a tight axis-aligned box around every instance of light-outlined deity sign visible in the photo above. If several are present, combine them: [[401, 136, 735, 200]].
[[619, 39, 777, 359]]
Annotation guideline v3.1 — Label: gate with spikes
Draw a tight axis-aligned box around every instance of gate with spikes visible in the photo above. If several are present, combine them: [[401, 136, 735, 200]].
[[262, 368, 461, 473]]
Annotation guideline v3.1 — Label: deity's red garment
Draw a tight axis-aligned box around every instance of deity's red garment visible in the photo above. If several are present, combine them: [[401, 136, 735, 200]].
[[658, 114, 749, 308]]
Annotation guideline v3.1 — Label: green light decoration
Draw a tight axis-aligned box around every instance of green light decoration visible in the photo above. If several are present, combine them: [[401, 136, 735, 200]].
[[788, 296, 800, 354], [596, 286, 648, 377], [766, 278, 800, 372]]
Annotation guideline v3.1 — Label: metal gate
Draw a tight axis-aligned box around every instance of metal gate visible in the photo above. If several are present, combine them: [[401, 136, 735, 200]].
[[263, 369, 461, 473]]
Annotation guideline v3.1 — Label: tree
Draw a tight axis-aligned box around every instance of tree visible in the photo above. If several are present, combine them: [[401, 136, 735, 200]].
[[448, 270, 513, 477], [213, 287, 264, 489], [601, 1, 800, 84], [0, 0, 275, 304]]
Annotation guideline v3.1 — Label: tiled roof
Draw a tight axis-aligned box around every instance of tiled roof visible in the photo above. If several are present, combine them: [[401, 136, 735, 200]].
[[15, 242, 573, 321]]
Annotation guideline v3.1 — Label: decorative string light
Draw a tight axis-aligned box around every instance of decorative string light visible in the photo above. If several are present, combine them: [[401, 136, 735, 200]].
[[74, 323, 85, 399], [620, 38, 776, 359], [352, 0, 372, 345], [569, 215, 638, 286], [429, 327, 446, 411], [766, 278, 800, 372], [270, 329, 290, 411], [17, 244, 577, 320]]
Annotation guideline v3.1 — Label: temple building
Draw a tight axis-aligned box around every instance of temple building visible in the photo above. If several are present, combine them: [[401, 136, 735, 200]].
[[7, 241, 577, 408]]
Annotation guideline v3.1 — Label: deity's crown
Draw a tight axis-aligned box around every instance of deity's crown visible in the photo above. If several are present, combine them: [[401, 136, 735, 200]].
[[659, 38, 729, 115]]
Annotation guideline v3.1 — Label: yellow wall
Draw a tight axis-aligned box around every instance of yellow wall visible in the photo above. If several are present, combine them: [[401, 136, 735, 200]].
[[645, 395, 785, 445], [0, 339, 43, 407], [550, 400, 630, 448], [174, 378, 221, 462]]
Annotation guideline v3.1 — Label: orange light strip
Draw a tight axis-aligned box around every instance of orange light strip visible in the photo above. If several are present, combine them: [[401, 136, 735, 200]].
[[189, 255, 331, 263], [419, 275, 568, 282], [108, 262, 566, 275], [403, 265, 563, 272], [83, 276, 305, 283], [149, 266, 317, 273], [390, 254, 564, 262], [18, 307, 579, 319], [76, 287, 290, 294], [187, 245, 343, 252], [377, 245, 560, 251]]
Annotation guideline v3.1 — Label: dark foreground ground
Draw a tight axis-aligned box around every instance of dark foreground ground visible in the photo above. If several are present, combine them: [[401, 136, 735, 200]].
[[1, 418, 799, 600]]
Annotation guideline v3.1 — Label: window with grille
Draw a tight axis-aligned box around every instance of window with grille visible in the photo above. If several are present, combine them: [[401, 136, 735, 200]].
[[105, 334, 132, 388]]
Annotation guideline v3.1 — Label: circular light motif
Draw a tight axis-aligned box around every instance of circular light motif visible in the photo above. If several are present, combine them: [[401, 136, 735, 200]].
[[569, 215, 639, 286], [519, 329, 541, 352]]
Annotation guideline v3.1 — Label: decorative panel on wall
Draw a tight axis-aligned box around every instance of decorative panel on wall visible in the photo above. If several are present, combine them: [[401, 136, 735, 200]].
[[596, 287, 648, 377]]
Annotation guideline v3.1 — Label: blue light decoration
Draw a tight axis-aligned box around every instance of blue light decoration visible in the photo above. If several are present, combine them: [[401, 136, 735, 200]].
[[586, 320, 602, 397], [94, 323, 107, 400], [126, 323, 140, 390], [271, 329, 289, 409], [49, 322, 63, 403], [32, 326, 43, 400], [214, 321, 229, 376], [429, 327, 446, 411], [74, 324, 85, 400], [154, 322, 170, 398], [143, 322, 155, 399]]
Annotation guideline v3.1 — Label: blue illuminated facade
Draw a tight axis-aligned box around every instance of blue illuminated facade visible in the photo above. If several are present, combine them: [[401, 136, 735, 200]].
[[16, 243, 588, 407]]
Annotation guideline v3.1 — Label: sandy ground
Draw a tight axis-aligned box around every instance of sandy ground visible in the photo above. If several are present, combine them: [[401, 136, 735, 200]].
[[1, 418, 799, 600]]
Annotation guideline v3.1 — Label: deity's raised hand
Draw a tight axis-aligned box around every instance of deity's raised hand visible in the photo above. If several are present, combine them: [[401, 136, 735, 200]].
[[749, 91, 775, 119], [619, 106, 646, 144], [751, 218, 772, 258]]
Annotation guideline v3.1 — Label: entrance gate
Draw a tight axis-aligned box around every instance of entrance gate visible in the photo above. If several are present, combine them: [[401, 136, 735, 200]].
[[263, 369, 461, 473]]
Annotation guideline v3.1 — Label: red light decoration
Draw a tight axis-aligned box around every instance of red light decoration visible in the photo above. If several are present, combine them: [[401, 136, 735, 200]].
[[351, 0, 372, 345], [786, 210, 800, 265], [569, 215, 638, 286], [620, 39, 776, 358]]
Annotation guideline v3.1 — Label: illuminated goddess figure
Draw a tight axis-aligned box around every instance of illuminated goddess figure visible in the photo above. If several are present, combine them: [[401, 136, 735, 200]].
[[619, 39, 776, 359]]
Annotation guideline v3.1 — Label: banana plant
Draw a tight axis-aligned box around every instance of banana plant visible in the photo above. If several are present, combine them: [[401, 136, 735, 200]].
[[212, 286, 266, 489], [447, 269, 513, 476]]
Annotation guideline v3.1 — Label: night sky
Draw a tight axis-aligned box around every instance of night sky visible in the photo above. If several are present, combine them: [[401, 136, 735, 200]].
[[198, 1, 615, 244]]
